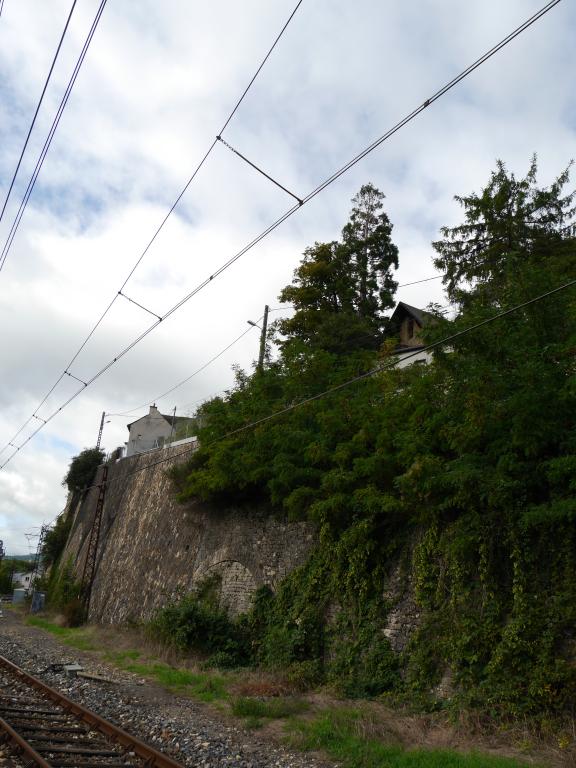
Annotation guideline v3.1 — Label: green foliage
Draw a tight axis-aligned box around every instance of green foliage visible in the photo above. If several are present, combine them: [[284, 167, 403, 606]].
[[277, 183, 398, 353], [231, 696, 309, 719], [170, 163, 576, 718], [289, 709, 534, 768], [41, 512, 73, 568], [121, 662, 228, 701], [62, 447, 105, 494], [149, 578, 251, 666], [0, 559, 29, 593], [26, 618, 95, 649], [44, 556, 84, 626]]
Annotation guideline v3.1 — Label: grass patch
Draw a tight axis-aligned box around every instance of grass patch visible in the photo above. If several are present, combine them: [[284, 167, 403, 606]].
[[124, 662, 228, 702], [288, 709, 536, 768], [232, 696, 309, 720], [244, 716, 264, 730], [26, 617, 96, 651], [103, 649, 141, 664]]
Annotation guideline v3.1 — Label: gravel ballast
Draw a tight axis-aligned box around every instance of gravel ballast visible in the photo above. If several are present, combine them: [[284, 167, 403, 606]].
[[0, 612, 332, 768]]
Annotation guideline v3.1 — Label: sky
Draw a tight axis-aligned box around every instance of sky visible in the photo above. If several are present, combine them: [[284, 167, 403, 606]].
[[0, 0, 574, 555]]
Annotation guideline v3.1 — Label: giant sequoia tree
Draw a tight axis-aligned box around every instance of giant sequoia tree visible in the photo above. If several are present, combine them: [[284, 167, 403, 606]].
[[278, 183, 398, 353]]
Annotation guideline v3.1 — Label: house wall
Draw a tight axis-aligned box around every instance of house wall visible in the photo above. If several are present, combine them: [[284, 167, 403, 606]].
[[126, 406, 174, 457], [398, 317, 424, 347], [394, 348, 434, 369], [60, 445, 317, 624]]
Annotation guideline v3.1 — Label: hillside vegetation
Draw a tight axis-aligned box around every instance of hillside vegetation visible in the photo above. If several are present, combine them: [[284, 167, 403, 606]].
[[167, 161, 576, 720]]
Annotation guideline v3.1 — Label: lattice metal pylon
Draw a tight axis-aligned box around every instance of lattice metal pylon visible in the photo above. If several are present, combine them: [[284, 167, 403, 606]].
[[30, 524, 48, 590], [79, 463, 108, 615]]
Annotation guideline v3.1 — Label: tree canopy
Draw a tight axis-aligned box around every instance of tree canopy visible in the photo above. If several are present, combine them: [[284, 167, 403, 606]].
[[62, 447, 105, 495], [277, 183, 398, 353], [172, 164, 576, 714]]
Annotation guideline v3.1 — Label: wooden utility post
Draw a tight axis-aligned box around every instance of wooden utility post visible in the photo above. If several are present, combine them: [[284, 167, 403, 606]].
[[257, 305, 269, 373], [169, 406, 177, 443]]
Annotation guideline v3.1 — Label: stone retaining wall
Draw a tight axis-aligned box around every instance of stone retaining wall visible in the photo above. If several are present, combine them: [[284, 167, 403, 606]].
[[61, 446, 316, 623]]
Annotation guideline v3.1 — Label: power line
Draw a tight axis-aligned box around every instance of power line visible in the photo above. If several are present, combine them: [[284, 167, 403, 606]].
[[86, 273, 576, 491], [0, 0, 305, 454], [108, 318, 261, 417], [108, 307, 292, 418], [0, 0, 107, 275], [0, 0, 562, 469], [0, 1, 78, 227]]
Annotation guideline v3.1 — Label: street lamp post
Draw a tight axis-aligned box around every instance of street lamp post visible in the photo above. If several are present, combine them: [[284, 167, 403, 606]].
[[247, 304, 269, 373]]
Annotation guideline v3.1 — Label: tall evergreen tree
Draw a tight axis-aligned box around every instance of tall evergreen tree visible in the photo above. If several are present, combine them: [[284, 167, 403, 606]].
[[277, 183, 398, 353], [433, 156, 576, 307]]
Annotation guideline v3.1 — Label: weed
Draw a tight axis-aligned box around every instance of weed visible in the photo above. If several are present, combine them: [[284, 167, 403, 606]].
[[104, 649, 141, 664], [244, 716, 264, 730], [26, 617, 95, 650], [232, 696, 309, 720], [125, 662, 228, 702], [288, 709, 537, 768]]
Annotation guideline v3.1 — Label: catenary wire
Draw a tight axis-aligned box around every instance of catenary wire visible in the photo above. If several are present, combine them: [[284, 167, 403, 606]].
[[108, 317, 262, 417], [0, 0, 305, 453], [107, 306, 293, 418], [83, 273, 576, 491], [0, 0, 78, 227], [106, 299, 444, 421], [0, 0, 562, 469], [0, 0, 107, 275]]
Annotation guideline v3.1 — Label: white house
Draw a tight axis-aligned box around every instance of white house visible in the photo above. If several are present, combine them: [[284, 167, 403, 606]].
[[125, 405, 195, 457], [12, 571, 34, 590]]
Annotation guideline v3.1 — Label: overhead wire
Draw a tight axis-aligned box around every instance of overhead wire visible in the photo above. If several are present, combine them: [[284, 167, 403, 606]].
[[107, 306, 293, 418], [0, 0, 305, 454], [0, 0, 107, 275], [0, 0, 562, 469], [108, 316, 262, 417], [105, 299, 451, 421], [85, 272, 576, 491], [0, 0, 78, 227]]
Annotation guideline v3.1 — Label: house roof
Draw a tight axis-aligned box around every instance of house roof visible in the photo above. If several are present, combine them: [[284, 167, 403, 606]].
[[127, 411, 194, 431], [390, 301, 435, 327]]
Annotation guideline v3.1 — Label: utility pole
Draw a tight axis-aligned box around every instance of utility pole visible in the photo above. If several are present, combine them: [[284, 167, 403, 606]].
[[96, 411, 106, 450], [169, 406, 176, 443], [258, 304, 269, 373]]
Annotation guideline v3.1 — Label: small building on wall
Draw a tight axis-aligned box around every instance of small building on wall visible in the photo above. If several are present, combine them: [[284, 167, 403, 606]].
[[390, 302, 436, 368], [125, 405, 195, 457]]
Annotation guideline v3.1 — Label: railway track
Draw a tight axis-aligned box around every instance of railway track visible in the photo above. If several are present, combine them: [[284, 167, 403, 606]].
[[0, 655, 185, 768]]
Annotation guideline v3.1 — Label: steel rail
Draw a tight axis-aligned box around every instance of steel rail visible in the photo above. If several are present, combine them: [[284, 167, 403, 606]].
[[0, 713, 53, 767], [0, 654, 185, 768]]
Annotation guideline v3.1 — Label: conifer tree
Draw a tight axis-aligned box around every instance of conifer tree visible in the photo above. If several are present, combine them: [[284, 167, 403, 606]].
[[278, 183, 398, 353]]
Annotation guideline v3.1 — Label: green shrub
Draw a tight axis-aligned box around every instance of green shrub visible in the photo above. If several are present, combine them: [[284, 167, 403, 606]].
[[149, 586, 251, 666]]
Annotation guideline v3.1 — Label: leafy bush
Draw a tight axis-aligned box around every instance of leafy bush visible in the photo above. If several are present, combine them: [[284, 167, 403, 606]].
[[149, 583, 251, 666], [42, 513, 73, 568], [63, 447, 105, 494]]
